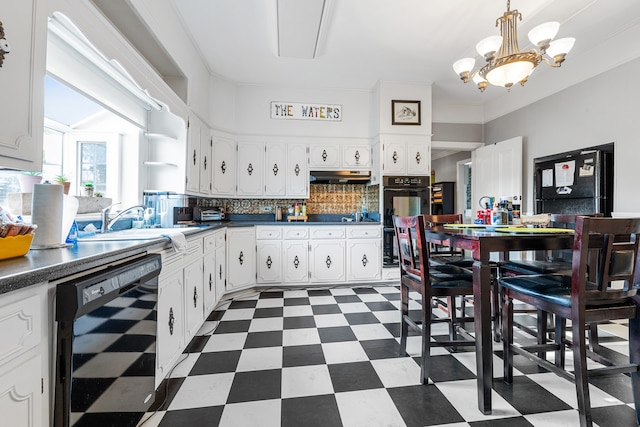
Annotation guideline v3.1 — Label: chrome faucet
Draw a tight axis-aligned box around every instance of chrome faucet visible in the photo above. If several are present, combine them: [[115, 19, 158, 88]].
[[101, 203, 147, 233]]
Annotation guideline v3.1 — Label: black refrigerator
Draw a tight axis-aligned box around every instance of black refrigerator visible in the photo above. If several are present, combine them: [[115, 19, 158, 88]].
[[534, 147, 613, 216]]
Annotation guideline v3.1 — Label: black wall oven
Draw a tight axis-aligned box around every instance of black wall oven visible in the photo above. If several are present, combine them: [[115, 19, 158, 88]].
[[55, 254, 161, 427], [383, 176, 431, 267]]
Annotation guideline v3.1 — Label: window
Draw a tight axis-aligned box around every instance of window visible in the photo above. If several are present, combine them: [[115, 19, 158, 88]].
[[79, 141, 107, 193]]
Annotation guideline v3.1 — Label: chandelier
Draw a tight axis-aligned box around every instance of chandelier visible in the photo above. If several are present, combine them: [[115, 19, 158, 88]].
[[452, 0, 575, 91]]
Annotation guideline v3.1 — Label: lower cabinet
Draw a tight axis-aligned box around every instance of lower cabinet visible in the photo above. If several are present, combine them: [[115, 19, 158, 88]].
[[310, 240, 346, 283], [226, 227, 256, 291], [283, 240, 309, 283], [183, 258, 205, 338], [215, 244, 226, 302], [347, 239, 381, 281], [256, 240, 282, 283], [156, 268, 184, 386]]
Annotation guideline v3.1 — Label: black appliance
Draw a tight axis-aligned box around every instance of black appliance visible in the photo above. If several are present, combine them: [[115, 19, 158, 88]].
[[54, 254, 161, 427], [534, 145, 613, 216], [382, 176, 431, 267]]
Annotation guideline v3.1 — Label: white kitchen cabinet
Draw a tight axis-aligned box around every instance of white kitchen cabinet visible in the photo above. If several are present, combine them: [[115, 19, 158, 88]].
[[285, 144, 309, 198], [256, 240, 282, 283], [226, 227, 256, 291], [346, 226, 382, 281], [381, 136, 430, 176], [237, 142, 264, 196], [342, 145, 371, 169], [212, 137, 236, 196], [185, 116, 202, 194], [183, 258, 204, 338], [215, 244, 226, 302], [310, 240, 346, 283], [264, 143, 286, 196], [156, 268, 184, 386], [199, 130, 213, 195], [309, 144, 340, 169], [283, 240, 309, 283], [0, 284, 47, 427], [202, 251, 216, 313], [0, 0, 47, 170]]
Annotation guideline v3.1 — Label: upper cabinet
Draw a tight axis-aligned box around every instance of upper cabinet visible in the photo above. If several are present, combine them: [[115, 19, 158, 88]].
[[236, 142, 264, 197], [381, 136, 430, 176], [342, 145, 371, 170], [211, 137, 236, 196], [0, 0, 47, 170], [309, 144, 340, 169], [309, 142, 372, 170], [265, 143, 308, 198]]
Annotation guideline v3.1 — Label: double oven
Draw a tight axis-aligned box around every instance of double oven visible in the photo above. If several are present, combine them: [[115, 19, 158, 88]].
[[383, 176, 431, 267]]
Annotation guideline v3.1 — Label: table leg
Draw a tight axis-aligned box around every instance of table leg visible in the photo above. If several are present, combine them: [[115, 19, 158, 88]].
[[473, 259, 493, 414]]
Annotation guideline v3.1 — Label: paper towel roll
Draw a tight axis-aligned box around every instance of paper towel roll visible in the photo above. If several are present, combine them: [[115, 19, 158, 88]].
[[32, 183, 64, 248]]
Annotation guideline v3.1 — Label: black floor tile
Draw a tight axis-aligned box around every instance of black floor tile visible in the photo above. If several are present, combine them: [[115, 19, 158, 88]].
[[307, 289, 332, 296], [591, 404, 639, 427], [189, 350, 241, 375], [158, 405, 224, 426], [283, 316, 316, 329], [492, 376, 572, 415], [328, 361, 383, 393], [344, 312, 379, 325], [213, 320, 251, 334], [589, 374, 634, 403], [226, 369, 282, 404], [360, 339, 402, 360], [426, 354, 476, 382], [318, 326, 357, 343], [388, 385, 465, 427], [259, 291, 284, 299], [384, 322, 401, 338], [312, 304, 342, 315], [148, 377, 185, 411], [365, 301, 398, 311], [253, 307, 284, 318], [206, 310, 225, 321], [244, 330, 283, 348], [282, 394, 343, 427], [283, 344, 326, 367], [334, 295, 362, 304], [183, 335, 210, 353], [228, 300, 258, 309], [284, 297, 310, 306], [469, 416, 534, 427], [383, 292, 401, 301], [121, 353, 155, 376], [353, 287, 379, 294]]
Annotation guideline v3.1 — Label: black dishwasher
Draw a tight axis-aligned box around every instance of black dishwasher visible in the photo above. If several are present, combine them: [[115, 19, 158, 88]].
[[54, 254, 161, 427]]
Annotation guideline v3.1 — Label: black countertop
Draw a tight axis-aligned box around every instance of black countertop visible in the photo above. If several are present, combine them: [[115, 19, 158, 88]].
[[0, 219, 381, 296]]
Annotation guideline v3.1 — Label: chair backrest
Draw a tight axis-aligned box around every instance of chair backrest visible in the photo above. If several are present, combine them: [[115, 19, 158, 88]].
[[540, 213, 603, 262], [393, 215, 429, 287], [423, 214, 464, 227], [572, 216, 640, 302]]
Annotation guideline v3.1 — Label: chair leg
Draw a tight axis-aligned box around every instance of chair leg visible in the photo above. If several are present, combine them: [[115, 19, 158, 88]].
[[571, 317, 592, 427], [502, 291, 514, 383], [555, 317, 566, 369], [492, 281, 502, 342], [399, 284, 409, 357], [629, 312, 640, 426], [421, 293, 431, 385], [587, 322, 600, 353], [448, 296, 458, 341], [537, 309, 548, 360]]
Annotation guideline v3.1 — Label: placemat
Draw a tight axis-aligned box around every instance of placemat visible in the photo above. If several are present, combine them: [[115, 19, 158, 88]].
[[494, 227, 575, 234], [443, 223, 513, 229]]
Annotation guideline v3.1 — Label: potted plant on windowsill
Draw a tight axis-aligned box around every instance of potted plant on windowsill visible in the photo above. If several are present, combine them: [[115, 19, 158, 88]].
[[82, 182, 94, 197], [54, 174, 71, 195], [17, 171, 42, 193]]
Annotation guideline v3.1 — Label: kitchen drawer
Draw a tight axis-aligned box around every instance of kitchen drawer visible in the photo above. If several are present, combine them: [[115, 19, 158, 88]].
[[256, 226, 282, 240], [0, 292, 42, 366], [203, 233, 217, 253], [214, 229, 226, 248], [347, 226, 381, 239], [309, 226, 345, 239], [185, 235, 204, 263], [283, 227, 309, 240]]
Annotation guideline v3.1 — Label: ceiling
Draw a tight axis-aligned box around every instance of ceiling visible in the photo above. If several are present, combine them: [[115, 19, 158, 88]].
[[170, 0, 640, 124]]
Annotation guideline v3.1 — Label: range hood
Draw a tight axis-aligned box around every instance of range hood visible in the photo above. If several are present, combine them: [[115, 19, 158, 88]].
[[309, 170, 371, 183]]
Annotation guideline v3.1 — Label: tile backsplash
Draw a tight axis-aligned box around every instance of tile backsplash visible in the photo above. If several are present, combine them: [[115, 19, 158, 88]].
[[194, 183, 379, 215]]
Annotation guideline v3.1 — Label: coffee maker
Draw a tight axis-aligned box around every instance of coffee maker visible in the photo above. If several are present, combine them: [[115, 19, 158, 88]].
[[142, 191, 188, 228]]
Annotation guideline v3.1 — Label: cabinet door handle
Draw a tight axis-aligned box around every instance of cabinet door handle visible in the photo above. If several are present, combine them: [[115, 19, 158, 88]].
[[193, 286, 198, 308], [221, 160, 226, 174], [193, 149, 197, 165], [362, 254, 368, 267], [168, 307, 175, 335], [219, 264, 223, 280], [326, 255, 332, 269], [392, 151, 398, 163], [273, 163, 279, 175], [293, 255, 300, 269], [355, 150, 360, 163], [266, 255, 273, 269], [322, 149, 327, 162], [239, 251, 244, 265], [415, 152, 421, 164], [247, 163, 253, 176], [294, 163, 300, 176], [209, 273, 213, 291]]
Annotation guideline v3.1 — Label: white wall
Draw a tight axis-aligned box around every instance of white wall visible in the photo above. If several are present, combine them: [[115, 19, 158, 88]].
[[375, 81, 432, 136], [484, 57, 640, 214]]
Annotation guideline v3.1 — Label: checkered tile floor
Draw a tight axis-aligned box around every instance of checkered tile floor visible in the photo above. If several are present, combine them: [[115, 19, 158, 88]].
[[138, 286, 638, 427]]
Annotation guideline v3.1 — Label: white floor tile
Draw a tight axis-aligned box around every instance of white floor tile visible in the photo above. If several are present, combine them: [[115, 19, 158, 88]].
[[525, 409, 581, 426], [283, 305, 313, 317], [203, 332, 247, 352], [372, 310, 400, 324], [370, 357, 421, 388], [336, 389, 407, 427], [528, 372, 623, 408], [168, 353, 200, 378], [168, 372, 235, 410], [357, 293, 387, 302], [308, 295, 337, 305], [314, 313, 349, 328], [283, 327, 321, 346], [255, 298, 284, 308], [281, 365, 334, 398], [351, 323, 394, 341], [330, 288, 357, 295], [249, 317, 284, 332], [221, 308, 255, 320], [322, 341, 369, 364], [436, 379, 520, 422], [197, 321, 219, 336], [338, 302, 370, 313], [219, 399, 281, 427], [283, 289, 309, 298], [236, 347, 282, 372]]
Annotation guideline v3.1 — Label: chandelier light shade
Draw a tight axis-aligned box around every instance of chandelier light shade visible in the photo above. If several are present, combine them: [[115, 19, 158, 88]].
[[453, 0, 575, 91]]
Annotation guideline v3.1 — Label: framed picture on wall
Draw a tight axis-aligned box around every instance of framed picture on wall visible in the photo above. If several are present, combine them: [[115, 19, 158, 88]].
[[391, 100, 421, 125]]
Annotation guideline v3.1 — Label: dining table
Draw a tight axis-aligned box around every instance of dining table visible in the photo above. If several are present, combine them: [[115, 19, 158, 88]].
[[421, 224, 575, 415]]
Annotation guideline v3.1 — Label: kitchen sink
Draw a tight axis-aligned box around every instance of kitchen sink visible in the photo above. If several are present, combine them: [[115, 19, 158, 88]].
[[77, 227, 199, 241]]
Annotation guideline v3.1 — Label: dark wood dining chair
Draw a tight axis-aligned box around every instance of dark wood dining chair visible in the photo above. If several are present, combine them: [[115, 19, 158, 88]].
[[500, 216, 640, 427], [393, 215, 475, 384], [422, 214, 473, 268]]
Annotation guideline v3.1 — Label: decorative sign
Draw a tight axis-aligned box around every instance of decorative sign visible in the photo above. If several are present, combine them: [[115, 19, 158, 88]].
[[271, 102, 342, 121]]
